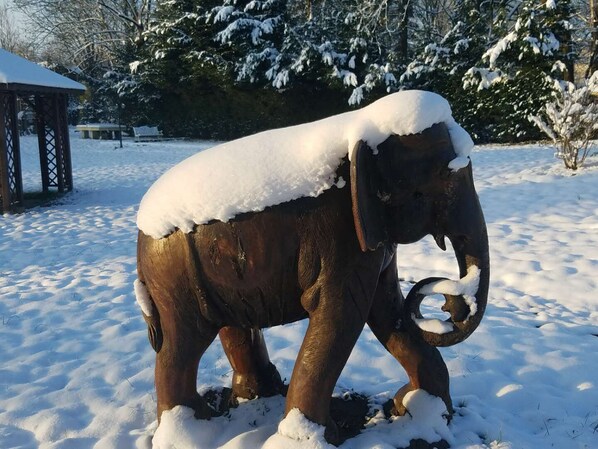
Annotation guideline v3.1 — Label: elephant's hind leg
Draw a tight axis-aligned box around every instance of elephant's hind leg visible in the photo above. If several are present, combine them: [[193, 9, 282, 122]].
[[154, 301, 218, 421], [367, 269, 453, 417], [219, 326, 285, 400]]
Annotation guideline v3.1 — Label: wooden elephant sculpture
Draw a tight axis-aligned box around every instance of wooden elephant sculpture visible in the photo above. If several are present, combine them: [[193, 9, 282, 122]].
[[135, 98, 489, 445]]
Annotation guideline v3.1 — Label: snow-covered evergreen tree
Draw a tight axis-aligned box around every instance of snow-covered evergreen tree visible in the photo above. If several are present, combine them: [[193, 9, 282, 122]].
[[207, 0, 403, 105], [400, 1, 492, 139], [124, 0, 241, 131], [463, 0, 574, 142], [138, 0, 231, 84], [209, 0, 287, 86]]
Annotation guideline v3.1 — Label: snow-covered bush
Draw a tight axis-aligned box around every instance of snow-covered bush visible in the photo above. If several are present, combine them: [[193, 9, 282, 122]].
[[529, 73, 598, 170]]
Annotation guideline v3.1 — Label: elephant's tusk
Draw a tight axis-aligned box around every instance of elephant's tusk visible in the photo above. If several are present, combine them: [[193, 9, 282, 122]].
[[134, 279, 153, 317], [433, 234, 447, 251]]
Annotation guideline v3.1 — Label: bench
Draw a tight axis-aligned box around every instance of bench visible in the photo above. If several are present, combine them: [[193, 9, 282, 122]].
[[76, 123, 122, 140], [133, 126, 163, 142]]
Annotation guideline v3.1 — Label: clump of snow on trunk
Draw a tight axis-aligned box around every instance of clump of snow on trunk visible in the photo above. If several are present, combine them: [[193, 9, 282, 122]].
[[412, 315, 455, 334], [137, 90, 474, 239], [411, 265, 481, 335], [419, 266, 481, 318]]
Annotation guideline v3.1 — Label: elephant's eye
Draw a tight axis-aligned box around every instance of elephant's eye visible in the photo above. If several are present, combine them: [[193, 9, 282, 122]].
[[377, 191, 391, 204]]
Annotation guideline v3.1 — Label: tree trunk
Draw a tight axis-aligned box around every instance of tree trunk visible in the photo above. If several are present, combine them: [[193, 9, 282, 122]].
[[548, 0, 575, 82], [398, 0, 412, 66], [306, 0, 313, 20], [587, 0, 598, 77]]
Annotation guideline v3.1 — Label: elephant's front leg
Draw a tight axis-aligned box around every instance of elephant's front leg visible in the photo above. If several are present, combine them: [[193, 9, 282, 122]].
[[219, 326, 285, 400], [367, 266, 453, 417], [284, 274, 377, 444]]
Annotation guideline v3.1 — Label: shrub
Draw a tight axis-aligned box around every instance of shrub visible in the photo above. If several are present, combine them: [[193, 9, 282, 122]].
[[529, 73, 598, 170]]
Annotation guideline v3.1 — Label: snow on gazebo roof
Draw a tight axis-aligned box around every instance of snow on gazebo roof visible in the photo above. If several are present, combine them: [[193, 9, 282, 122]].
[[0, 48, 85, 93]]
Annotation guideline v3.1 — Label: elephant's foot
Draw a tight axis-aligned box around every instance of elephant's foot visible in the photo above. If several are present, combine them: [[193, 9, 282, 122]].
[[220, 327, 286, 402], [367, 291, 454, 421], [385, 382, 412, 417], [157, 391, 216, 422], [385, 382, 453, 421], [231, 362, 287, 401], [329, 392, 369, 444], [190, 392, 220, 419], [324, 416, 341, 446]]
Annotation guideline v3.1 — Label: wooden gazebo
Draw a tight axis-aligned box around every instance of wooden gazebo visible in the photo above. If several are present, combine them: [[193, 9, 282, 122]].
[[0, 48, 86, 213]]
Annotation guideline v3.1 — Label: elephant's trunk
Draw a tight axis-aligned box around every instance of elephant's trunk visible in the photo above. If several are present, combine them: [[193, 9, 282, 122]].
[[404, 164, 490, 347], [442, 208, 490, 345]]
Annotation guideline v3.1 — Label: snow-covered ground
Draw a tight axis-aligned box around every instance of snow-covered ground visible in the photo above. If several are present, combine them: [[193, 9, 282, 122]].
[[1, 133, 597, 449]]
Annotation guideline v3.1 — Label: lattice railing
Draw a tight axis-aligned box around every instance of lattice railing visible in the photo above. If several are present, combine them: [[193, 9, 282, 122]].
[[35, 94, 72, 192]]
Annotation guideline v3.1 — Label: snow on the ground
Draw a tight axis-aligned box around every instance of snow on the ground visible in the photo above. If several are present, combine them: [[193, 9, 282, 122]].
[[1, 132, 597, 449], [137, 90, 473, 239]]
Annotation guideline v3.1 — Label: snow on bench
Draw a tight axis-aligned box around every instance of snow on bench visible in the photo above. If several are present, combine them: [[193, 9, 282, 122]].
[[133, 126, 163, 142], [137, 90, 474, 239]]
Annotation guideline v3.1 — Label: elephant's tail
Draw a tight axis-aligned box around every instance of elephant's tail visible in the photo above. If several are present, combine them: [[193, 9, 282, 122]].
[[134, 278, 163, 352]]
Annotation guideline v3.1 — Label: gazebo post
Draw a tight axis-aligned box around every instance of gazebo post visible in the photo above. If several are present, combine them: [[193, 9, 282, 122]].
[[59, 94, 73, 191], [52, 93, 73, 192], [35, 94, 50, 192], [0, 92, 10, 212], [10, 93, 23, 208], [0, 91, 24, 213], [52, 94, 65, 192]]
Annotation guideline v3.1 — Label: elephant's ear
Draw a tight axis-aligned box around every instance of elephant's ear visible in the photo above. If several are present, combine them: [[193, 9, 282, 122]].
[[350, 140, 387, 252]]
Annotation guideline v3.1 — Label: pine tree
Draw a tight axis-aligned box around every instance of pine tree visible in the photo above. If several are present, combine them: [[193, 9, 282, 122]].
[[208, 0, 404, 105], [125, 0, 244, 135], [400, 1, 491, 140], [463, 0, 575, 142], [139, 0, 230, 87]]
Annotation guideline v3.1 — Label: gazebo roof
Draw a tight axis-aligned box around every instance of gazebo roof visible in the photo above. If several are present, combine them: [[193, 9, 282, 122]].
[[0, 48, 86, 94]]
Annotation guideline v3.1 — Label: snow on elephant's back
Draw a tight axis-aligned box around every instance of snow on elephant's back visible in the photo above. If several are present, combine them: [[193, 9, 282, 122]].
[[137, 90, 474, 239]]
